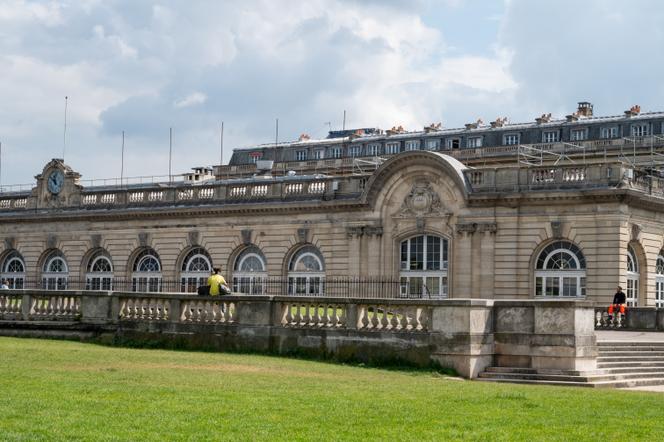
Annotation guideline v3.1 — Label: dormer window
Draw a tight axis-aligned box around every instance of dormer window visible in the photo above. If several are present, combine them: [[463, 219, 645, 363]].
[[385, 142, 400, 155], [570, 128, 587, 142], [542, 130, 559, 143], [296, 150, 308, 161], [467, 136, 482, 148], [631, 123, 650, 137], [367, 143, 380, 156], [405, 140, 420, 151], [312, 149, 325, 160], [425, 139, 440, 151], [503, 133, 520, 146], [330, 146, 342, 158], [349, 146, 362, 157], [600, 126, 618, 139], [446, 138, 461, 149]]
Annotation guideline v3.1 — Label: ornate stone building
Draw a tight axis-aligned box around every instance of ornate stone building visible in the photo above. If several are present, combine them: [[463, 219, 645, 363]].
[[2, 103, 664, 306]]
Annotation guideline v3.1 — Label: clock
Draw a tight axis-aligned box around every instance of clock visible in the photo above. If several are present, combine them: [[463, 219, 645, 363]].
[[47, 170, 65, 195]]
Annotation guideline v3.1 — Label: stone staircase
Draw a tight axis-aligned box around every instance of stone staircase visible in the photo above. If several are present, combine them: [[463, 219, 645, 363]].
[[477, 342, 664, 388]]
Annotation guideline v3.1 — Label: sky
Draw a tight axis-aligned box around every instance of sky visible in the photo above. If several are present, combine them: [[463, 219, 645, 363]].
[[1, 0, 664, 185]]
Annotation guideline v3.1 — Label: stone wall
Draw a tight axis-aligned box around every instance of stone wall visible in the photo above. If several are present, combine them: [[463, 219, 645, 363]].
[[0, 290, 597, 378]]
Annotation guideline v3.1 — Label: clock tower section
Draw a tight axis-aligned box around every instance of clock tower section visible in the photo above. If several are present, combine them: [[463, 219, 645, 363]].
[[33, 159, 82, 209]]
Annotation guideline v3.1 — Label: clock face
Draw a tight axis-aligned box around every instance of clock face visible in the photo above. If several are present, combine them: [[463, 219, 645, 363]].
[[47, 170, 65, 194]]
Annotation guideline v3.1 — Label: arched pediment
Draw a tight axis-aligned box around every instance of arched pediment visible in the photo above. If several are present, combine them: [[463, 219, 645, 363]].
[[362, 151, 470, 209]]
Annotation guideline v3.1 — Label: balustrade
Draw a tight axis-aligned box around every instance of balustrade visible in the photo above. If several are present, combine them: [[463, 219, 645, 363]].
[[148, 191, 164, 202], [357, 304, 429, 331], [180, 298, 234, 323], [280, 301, 346, 328], [198, 187, 214, 199], [307, 182, 326, 194], [284, 183, 304, 195], [119, 296, 171, 321], [30, 294, 80, 319], [128, 191, 144, 203], [0, 293, 22, 318], [595, 308, 625, 329]]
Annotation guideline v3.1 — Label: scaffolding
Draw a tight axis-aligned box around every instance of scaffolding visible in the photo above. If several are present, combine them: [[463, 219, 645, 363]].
[[517, 142, 586, 167]]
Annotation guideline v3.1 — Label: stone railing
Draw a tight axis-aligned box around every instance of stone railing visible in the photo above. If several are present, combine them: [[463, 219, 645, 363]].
[[595, 307, 664, 330], [0, 175, 364, 211], [0, 291, 598, 379], [465, 163, 623, 193]]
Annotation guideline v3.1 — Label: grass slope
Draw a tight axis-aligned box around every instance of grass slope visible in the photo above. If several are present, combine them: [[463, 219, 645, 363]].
[[0, 337, 662, 441]]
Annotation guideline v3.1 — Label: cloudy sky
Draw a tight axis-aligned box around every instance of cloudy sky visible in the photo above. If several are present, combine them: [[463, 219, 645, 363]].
[[1, 0, 663, 185]]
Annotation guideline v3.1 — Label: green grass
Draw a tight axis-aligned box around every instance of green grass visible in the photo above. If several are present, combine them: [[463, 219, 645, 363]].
[[0, 337, 663, 441]]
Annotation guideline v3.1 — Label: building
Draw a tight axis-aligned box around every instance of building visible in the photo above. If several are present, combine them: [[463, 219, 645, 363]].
[[1, 103, 664, 306]]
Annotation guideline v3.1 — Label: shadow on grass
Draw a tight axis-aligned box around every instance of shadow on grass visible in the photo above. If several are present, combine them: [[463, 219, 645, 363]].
[[85, 333, 459, 377]]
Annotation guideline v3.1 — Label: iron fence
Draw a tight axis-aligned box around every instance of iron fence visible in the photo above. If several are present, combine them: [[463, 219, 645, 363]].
[[2, 277, 440, 299]]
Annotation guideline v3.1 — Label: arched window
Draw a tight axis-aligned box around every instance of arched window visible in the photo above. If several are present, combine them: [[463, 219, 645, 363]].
[[180, 247, 212, 293], [400, 235, 449, 298], [41, 250, 68, 290], [1, 250, 26, 289], [86, 251, 113, 291], [656, 251, 664, 308], [131, 249, 162, 293], [233, 247, 267, 294], [534, 241, 586, 297], [626, 245, 639, 306], [287, 246, 324, 295]]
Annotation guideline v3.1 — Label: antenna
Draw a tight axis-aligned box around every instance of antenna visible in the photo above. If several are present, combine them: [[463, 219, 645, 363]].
[[275, 118, 279, 146], [120, 131, 125, 186], [169, 127, 173, 183], [342, 110, 346, 131], [63, 96, 68, 161], [0, 141, 2, 192], [220, 121, 224, 166], [324, 122, 331, 133]]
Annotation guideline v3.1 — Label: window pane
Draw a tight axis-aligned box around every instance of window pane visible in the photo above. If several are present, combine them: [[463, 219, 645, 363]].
[[545, 277, 559, 296], [426, 236, 441, 270], [535, 277, 543, 296], [562, 277, 577, 297]]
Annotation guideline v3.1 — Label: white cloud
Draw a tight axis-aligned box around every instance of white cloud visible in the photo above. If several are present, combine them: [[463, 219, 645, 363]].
[[174, 92, 207, 109]]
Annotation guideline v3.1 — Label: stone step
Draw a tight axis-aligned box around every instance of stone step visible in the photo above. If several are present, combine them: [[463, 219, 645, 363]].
[[598, 351, 664, 357], [597, 356, 664, 362], [476, 376, 664, 389], [597, 361, 664, 369], [478, 370, 664, 383], [601, 366, 664, 374]]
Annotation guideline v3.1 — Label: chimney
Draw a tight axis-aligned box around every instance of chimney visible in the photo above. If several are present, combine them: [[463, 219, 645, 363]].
[[535, 113, 552, 124], [490, 117, 507, 128], [298, 133, 311, 141], [625, 105, 641, 117], [465, 119, 483, 130], [386, 125, 405, 136], [577, 102, 593, 117], [424, 122, 442, 133]]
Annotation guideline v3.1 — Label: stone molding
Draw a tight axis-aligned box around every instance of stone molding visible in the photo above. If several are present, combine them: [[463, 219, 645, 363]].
[[346, 225, 384, 238], [456, 222, 497, 236]]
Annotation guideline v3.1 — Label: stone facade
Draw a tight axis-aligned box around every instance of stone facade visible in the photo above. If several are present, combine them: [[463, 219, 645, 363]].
[[1, 152, 664, 305]]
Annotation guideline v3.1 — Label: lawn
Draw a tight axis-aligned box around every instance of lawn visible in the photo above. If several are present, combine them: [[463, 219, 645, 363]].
[[0, 337, 662, 441]]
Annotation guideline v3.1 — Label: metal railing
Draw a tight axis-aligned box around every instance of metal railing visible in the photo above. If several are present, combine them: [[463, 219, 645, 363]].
[[3, 277, 438, 299]]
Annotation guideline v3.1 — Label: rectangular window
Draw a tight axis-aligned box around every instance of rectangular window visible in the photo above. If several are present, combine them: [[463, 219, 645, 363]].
[[405, 140, 420, 151], [542, 131, 559, 143], [446, 138, 460, 149], [467, 136, 482, 148], [631, 123, 650, 137], [426, 236, 441, 270], [535, 277, 544, 296], [600, 126, 618, 139], [570, 129, 587, 141], [410, 236, 424, 270], [349, 146, 361, 157], [562, 277, 577, 297], [296, 150, 308, 161], [385, 142, 400, 154], [250, 154, 262, 164], [425, 139, 440, 151], [400, 241, 408, 270], [312, 149, 325, 160], [503, 133, 520, 145], [330, 147, 342, 158], [545, 276, 559, 296], [366, 143, 380, 156]]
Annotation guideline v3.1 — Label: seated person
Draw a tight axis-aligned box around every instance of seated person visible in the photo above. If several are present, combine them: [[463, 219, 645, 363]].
[[608, 286, 627, 319]]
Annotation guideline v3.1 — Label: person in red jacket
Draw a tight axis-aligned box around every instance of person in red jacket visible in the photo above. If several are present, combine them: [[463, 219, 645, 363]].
[[608, 286, 627, 320]]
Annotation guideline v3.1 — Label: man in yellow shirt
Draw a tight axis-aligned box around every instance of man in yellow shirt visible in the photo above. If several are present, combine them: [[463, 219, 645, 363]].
[[207, 267, 227, 296]]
